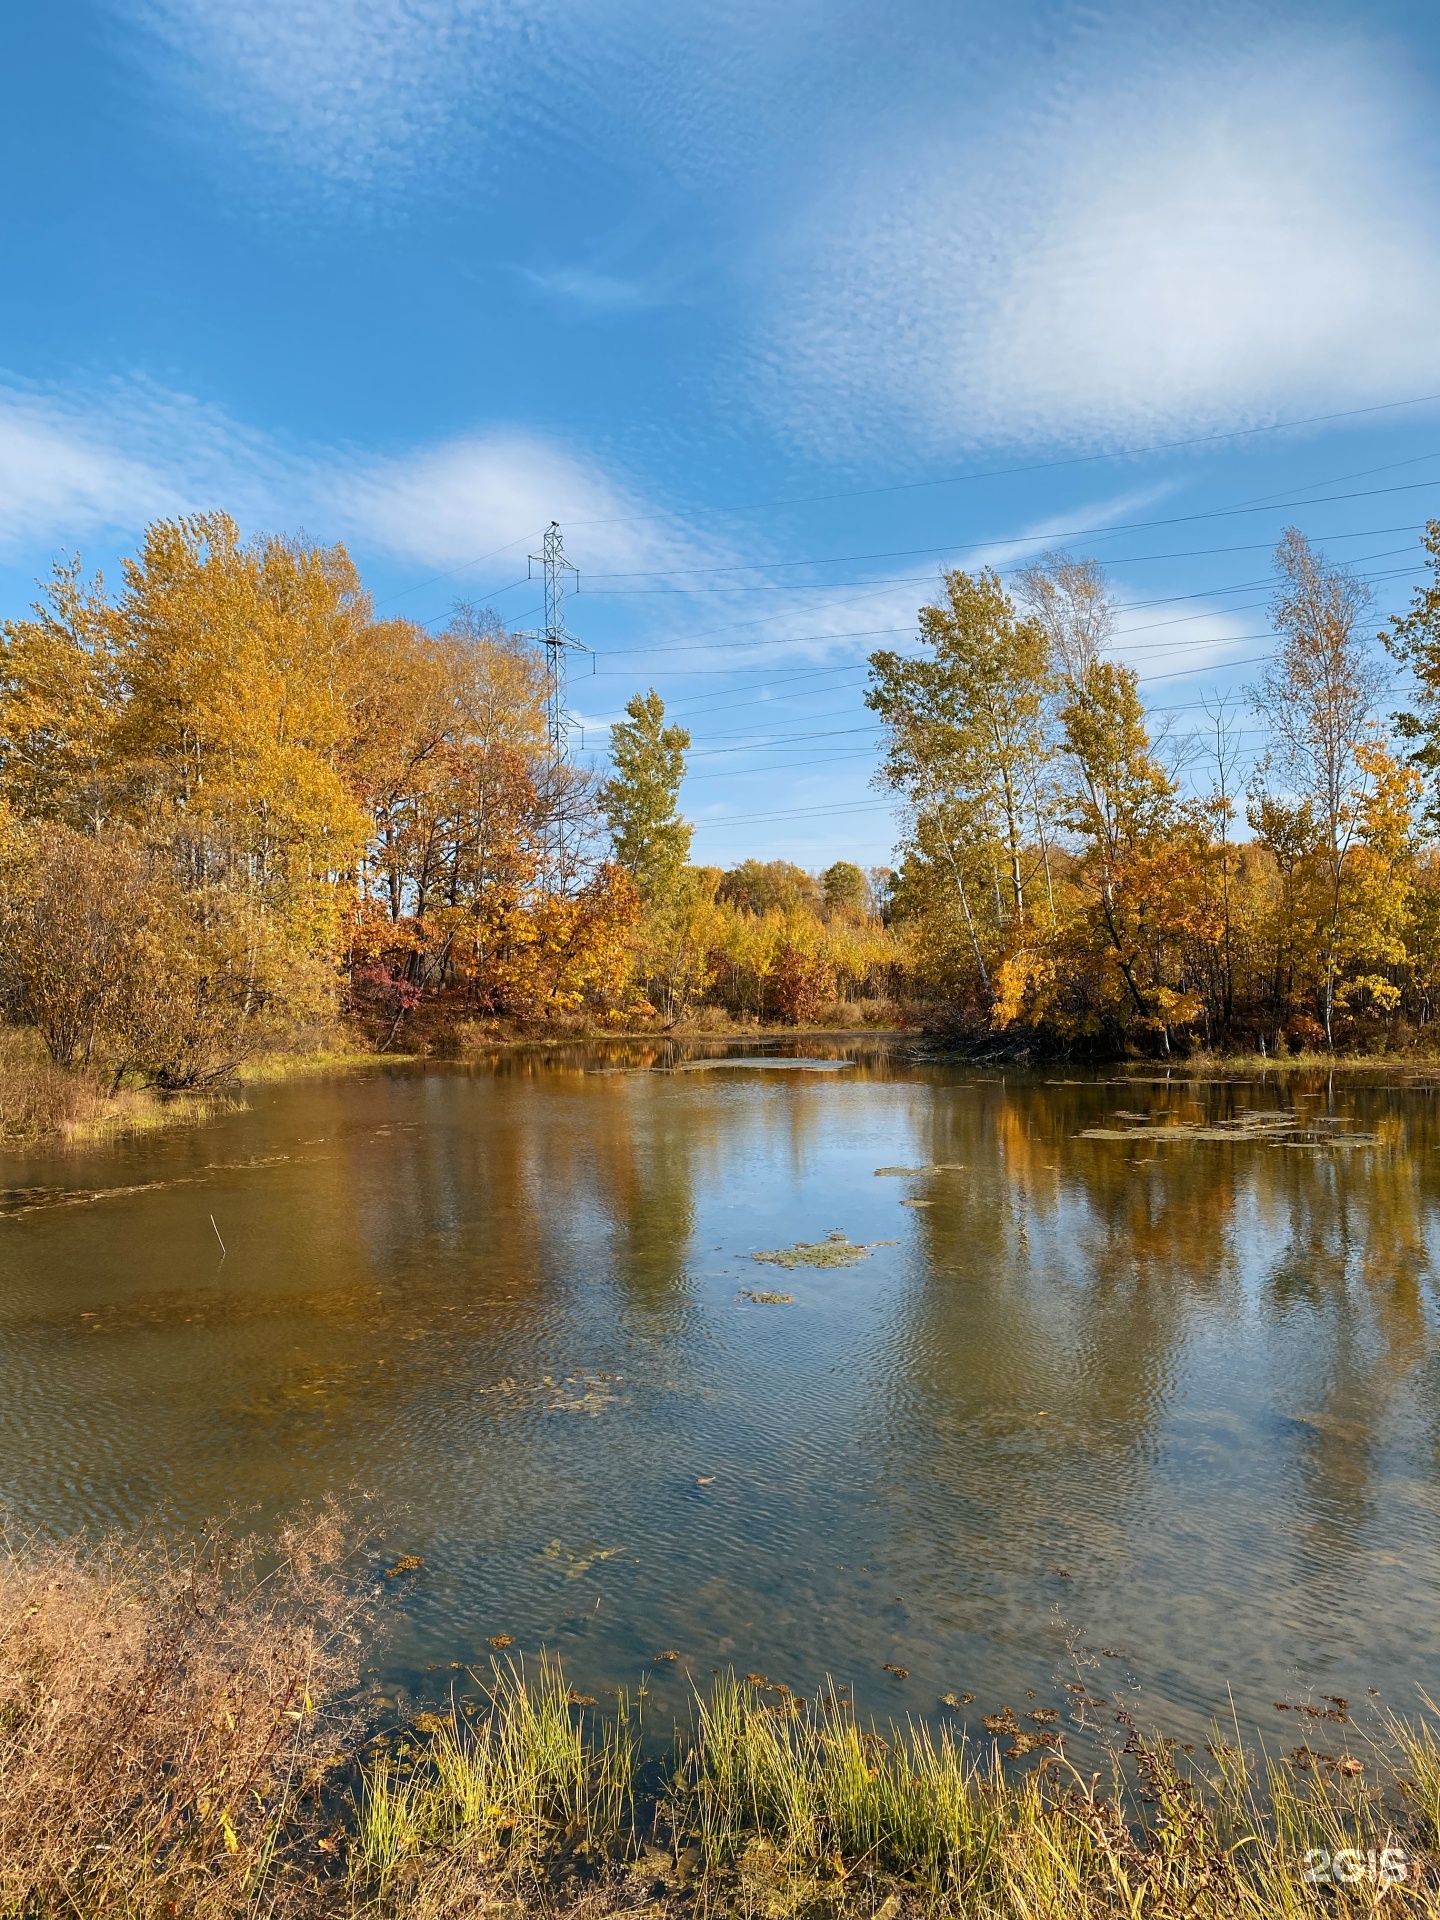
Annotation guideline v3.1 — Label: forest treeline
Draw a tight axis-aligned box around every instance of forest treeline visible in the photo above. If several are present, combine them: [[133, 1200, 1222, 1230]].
[[0, 513, 898, 1092], [3, 509, 1440, 1092], [872, 523, 1440, 1056]]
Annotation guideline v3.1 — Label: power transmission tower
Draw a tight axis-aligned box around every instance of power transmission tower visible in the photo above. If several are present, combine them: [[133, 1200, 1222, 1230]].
[[527, 522, 591, 763]]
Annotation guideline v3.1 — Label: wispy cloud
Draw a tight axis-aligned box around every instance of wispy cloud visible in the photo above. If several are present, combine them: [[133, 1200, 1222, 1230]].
[[761, 37, 1440, 452], [118, 0, 564, 183], [0, 377, 701, 584], [119, 1, 1440, 458]]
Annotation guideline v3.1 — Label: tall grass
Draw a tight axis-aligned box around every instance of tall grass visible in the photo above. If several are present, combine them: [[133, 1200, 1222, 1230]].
[[354, 1656, 636, 1887], [0, 1025, 228, 1144], [354, 1669, 1440, 1917]]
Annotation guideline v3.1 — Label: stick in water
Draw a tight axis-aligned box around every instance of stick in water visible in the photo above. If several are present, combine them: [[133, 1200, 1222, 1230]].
[[210, 1214, 227, 1256]]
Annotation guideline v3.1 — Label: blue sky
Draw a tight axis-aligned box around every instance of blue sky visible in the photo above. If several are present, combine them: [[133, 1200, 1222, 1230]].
[[4, 0, 1440, 869]]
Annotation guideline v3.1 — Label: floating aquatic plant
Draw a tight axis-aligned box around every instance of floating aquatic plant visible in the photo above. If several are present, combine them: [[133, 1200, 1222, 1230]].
[[1081, 1109, 1381, 1147], [750, 1232, 889, 1269]]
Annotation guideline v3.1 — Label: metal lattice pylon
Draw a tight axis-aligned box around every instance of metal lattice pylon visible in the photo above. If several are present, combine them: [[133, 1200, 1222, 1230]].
[[528, 522, 590, 762]]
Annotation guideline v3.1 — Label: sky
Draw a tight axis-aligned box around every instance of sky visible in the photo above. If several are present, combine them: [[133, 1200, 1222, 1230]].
[[3, 0, 1440, 870]]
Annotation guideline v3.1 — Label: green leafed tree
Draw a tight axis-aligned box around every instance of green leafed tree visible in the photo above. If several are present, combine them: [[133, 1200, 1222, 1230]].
[[600, 689, 692, 900], [867, 567, 1056, 997], [822, 860, 869, 917], [1384, 517, 1440, 828]]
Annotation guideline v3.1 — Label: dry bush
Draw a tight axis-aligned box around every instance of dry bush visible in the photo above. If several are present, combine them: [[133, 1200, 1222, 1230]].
[[0, 1508, 368, 1918], [0, 1025, 229, 1144], [0, 1027, 107, 1139]]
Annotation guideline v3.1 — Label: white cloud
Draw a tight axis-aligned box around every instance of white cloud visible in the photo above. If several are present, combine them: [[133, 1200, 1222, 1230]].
[[763, 42, 1440, 451], [0, 378, 699, 584], [116, 0, 801, 190], [331, 430, 687, 576], [0, 402, 154, 551]]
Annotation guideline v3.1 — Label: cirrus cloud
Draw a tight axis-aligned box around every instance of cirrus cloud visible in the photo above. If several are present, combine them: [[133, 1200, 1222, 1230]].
[[759, 41, 1440, 452]]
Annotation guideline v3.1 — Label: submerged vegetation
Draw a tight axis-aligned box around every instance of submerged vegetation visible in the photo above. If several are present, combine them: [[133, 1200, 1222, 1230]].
[[4, 1516, 1440, 1917], [751, 1233, 883, 1269], [8, 512, 1440, 1141]]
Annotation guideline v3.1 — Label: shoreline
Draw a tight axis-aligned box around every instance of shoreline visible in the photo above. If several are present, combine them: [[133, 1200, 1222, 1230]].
[[7, 1025, 1440, 1153], [5, 1517, 1436, 1918]]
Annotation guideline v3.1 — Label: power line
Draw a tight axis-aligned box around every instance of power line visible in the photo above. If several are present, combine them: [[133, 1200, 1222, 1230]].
[[690, 800, 896, 831], [578, 477, 1440, 594], [372, 535, 540, 610], [563, 390, 1440, 528], [581, 470, 1440, 584], [586, 527, 1432, 659], [365, 390, 1440, 618]]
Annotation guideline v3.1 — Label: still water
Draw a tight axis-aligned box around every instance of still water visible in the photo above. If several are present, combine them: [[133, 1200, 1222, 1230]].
[[3, 1044, 1439, 1742]]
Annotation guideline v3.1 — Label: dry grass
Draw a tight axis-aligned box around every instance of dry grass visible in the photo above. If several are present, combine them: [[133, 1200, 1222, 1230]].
[[0, 1027, 233, 1146], [0, 1509, 367, 1918], [0, 1028, 111, 1141]]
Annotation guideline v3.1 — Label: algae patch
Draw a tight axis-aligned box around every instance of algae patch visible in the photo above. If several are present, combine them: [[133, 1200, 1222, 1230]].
[[538, 1540, 625, 1580], [1080, 1109, 1381, 1148], [750, 1231, 891, 1269]]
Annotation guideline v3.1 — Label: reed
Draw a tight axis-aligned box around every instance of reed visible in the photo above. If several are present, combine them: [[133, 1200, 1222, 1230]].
[[353, 1669, 1437, 1917]]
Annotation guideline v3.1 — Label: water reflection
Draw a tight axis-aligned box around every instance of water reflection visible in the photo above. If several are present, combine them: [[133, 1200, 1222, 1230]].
[[2, 1051, 1439, 1740]]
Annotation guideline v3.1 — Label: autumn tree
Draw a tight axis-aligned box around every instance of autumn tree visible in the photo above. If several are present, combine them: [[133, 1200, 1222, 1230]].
[[1251, 529, 1389, 1045], [1055, 658, 1211, 1045], [868, 570, 1054, 976], [0, 558, 120, 831], [1015, 551, 1116, 685], [718, 860, 821, 915]]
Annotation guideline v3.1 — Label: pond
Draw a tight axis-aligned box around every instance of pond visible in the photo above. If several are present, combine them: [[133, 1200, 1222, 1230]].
[[3, 1043, 1439, 1747]]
